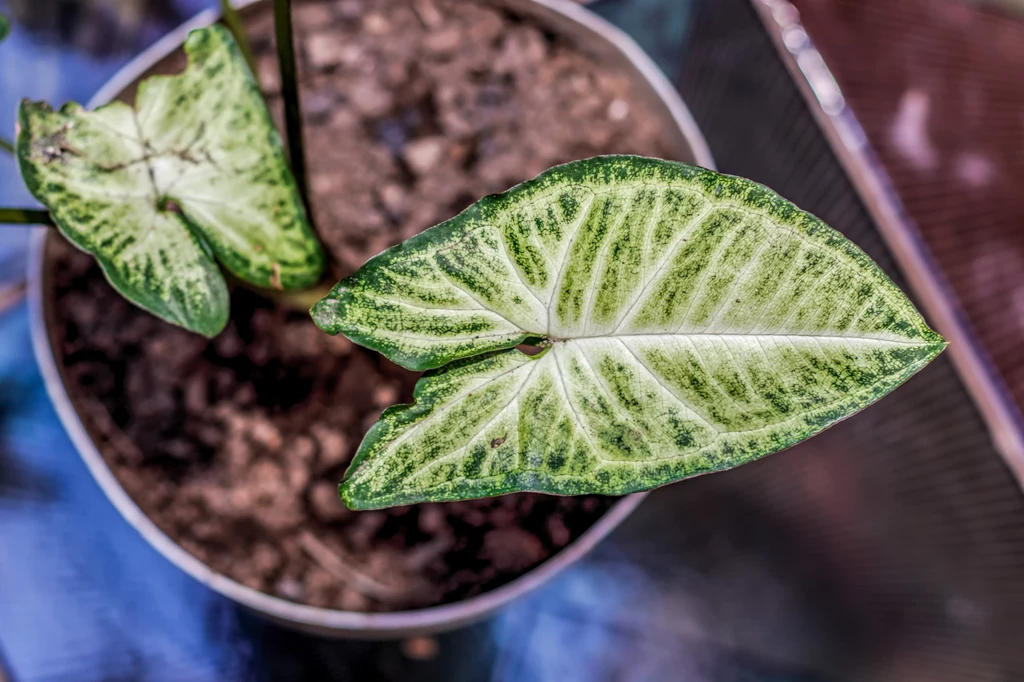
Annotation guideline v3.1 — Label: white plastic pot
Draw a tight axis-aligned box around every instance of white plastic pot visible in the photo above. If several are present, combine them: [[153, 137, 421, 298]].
[[28, 0, 714, 638]]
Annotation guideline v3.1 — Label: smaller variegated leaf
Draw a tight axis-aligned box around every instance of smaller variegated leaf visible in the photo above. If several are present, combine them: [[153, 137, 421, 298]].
[[17, 25, 323, 337], [312, 156, 946, 509]]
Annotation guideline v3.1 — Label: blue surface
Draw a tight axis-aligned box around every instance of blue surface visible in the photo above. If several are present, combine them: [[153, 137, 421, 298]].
[[0, 307, 237, 680]]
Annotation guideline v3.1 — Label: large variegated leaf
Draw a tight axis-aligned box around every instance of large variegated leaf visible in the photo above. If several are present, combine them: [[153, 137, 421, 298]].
[[312, 156, 945, 509], [17, 25, 323, 337]]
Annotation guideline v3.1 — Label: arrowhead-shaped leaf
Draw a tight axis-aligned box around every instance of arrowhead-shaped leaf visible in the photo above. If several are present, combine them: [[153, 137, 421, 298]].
[[312, 156, 946, 509], [17, 25, 323, 337]]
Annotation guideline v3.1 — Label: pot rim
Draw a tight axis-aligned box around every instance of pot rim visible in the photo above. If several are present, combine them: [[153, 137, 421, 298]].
[[27, 0, 715, 636]]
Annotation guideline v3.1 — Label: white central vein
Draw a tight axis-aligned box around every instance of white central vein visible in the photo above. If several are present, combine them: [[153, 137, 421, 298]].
[[570, 332, 928, 347]]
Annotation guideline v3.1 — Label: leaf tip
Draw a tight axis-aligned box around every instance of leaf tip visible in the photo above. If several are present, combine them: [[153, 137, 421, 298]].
[[167, 304, 228, 339], [310, 294, 341, 333], [923, 328, 948, 358]]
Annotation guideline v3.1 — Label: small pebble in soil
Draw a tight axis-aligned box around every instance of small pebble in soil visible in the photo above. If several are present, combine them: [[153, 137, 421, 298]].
[[311, 424, 350, 473], [349, 511, 388, 549], [547, 514, 571, 547], [252, 542, 284, 576], [372, 382, 400, 407], [340, 588, 372, 611], [412, 0, 443, 28], [309, 480, 352, 523], [363, 13, 389, 35], [349, 78, 393, 117], [402, 137, 447, 175], [275, 577, 306, 602], [294, 2, 333, 29], [336, 0, 361, 20], [302, 90, 336, 123], [608, 99, 630, 121], [418, 505, 447, 534], [306, 33, 346, 69], [482, 528, 548, 573], [378, 183, 407, 217], [423, 27, 461, 56], [291, 435, 317, 464]]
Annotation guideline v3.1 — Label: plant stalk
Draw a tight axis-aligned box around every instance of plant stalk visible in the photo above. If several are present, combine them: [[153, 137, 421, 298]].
[[219, 0, 258, 79], [0, 208, 52, 225], [0, 137, 14, 155], [272, 0, 309, 214]]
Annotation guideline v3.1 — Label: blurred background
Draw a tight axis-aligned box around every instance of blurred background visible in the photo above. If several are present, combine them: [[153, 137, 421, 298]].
[[2, 0, 1024, 680]]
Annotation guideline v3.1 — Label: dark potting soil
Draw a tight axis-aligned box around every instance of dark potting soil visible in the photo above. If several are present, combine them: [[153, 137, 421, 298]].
[[51, 0, 670, 611]]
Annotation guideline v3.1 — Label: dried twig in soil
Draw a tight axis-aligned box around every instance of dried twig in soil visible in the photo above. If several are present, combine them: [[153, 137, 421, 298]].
[[299, 531, 407, 604]]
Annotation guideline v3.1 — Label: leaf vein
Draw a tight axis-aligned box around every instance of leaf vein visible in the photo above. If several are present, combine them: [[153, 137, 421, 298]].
[[612, 198, 713, 333], [703, 224, 773, 332], [676, 215, 749, 333], [615, 339, 719, 433], [435, 265, 525, 331], [548, 190, 597, 331], [492, 224, 548, 311], [552, 345, 609, 464], [408, 363, 536, 483]]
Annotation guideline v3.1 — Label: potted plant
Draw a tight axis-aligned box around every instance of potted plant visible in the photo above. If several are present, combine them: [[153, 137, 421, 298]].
[[0, 0, 944, 637]]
